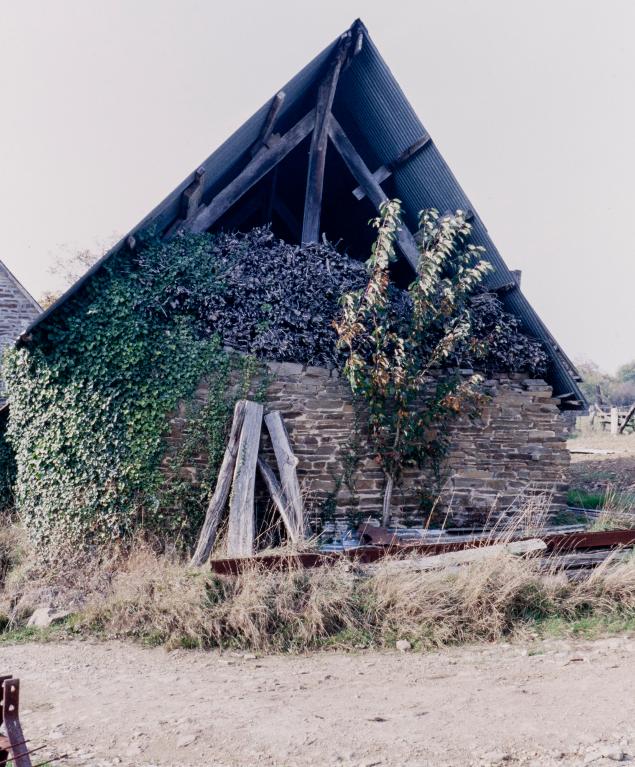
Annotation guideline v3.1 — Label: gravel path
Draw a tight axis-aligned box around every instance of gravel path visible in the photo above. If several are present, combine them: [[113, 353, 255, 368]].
[[2, 636, 635, 766]]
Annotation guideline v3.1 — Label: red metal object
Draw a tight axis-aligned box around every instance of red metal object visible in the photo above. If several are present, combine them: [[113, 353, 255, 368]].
[[0, 677, 31, 767], [209, 528, 635, 575]]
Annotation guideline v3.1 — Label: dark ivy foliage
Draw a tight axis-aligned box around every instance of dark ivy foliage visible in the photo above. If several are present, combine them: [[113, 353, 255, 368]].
[[455, 292, 548, 376], [3, 225, 548, 548], [136, 227, 368, 366]]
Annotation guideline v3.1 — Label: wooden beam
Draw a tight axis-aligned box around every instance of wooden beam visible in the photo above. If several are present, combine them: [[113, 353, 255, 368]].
[[227, 401, 263, 557], [257, 457, 299, 544], [264, 411, 304, 539], [186, 109, 316, 234], [352, 134, 431, 200], [251, 91, 286, 157], [619, 404, 635, 434], [182, 167, 206, 218], [328, 117, 420, 270], [301, 34, 351, 244], [190, 400, 246, 566], [164, 167, 206, 239]]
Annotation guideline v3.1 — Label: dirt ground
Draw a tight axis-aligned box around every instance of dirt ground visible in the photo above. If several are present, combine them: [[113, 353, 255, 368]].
[[569, 431, 635, 495], [4, 636, 635, 767]]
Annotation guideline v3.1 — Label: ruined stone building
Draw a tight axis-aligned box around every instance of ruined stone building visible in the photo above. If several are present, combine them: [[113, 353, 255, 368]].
[[13, 20, 584, 525]]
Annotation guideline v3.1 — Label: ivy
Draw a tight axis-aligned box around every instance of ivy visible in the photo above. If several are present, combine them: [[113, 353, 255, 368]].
[[4, 239, 234, 548]]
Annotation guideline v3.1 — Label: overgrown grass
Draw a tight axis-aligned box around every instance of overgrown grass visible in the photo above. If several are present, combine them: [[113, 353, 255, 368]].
[[2, 505, 635, 653], [5, 542, 627, 653]]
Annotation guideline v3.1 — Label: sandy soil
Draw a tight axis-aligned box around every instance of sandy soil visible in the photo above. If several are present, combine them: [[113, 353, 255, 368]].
[[3, 636, 635, 767], [568, 431, 635, 495]]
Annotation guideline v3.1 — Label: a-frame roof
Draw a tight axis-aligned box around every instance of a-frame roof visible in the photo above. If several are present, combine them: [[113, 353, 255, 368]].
[[25, 19, 583, 405]]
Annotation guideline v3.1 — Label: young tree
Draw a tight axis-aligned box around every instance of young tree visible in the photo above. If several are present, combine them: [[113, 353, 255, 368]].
[[335, 200, 491, 524]]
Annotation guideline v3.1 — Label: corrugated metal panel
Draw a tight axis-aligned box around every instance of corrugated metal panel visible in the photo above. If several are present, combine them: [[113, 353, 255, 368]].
[[23, 21, 583, 403], [333, 31, 583, 402]]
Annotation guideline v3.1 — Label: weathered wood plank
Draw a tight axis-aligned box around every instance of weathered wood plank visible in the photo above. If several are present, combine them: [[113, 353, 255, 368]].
[[619, 403, 635, 434], [256, 457, 299, 544], [301, 34, 351, 244], [364, 539, 547, 574], [164, 167, 206, 239], [352, 134, 431, 200], [264, 411, 304, 538], [186, 110, 316, 234], [227, 401, 264, 557], [190, 400, 247, 566], [328, 117, 420, 270], [251, 91, 286, 157]]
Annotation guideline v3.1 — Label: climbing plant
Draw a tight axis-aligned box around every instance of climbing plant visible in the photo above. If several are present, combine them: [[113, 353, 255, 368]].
[[335, 201, 493, 523], [4, 237, 254, 549]]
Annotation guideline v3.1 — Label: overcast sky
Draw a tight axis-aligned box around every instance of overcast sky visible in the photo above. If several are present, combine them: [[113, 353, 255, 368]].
[[1, 0, 634, 373]]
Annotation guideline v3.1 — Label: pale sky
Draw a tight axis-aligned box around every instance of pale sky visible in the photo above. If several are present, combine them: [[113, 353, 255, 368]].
[[1, 0, 634, 373]]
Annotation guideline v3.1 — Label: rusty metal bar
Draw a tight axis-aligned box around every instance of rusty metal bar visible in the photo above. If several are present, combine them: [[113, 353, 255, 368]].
[[209, 528, 635, 575]]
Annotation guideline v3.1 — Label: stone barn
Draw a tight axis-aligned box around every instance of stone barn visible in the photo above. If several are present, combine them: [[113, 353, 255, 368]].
[[11, 20, 584, 536], [0, 261, 40, 402]]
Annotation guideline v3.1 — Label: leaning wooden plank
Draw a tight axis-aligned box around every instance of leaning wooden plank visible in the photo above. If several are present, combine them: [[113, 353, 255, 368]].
[[186, 109, 316, 234], [227, 401, 264, 557], [364, 539, 547, 574], [328, 116, 420, 270], [352, 134, 431, 200], [302, 33, 351, 243], [190, 400, 247, 566], [256, 457, 299, 544], [619, 403, 635, 434], [264, 411, 304, 538]]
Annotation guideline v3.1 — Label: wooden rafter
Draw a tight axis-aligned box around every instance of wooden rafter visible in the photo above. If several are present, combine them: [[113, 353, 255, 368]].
[[301, 33, 352, 244], [185, 109, 316, 234], [250, 91, 286, 157], [328, 116, 420, 270], [352, 134, 431, 201]]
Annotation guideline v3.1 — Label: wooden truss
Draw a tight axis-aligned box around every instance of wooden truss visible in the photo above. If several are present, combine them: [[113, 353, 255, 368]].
[[166, 26, 432, 268]]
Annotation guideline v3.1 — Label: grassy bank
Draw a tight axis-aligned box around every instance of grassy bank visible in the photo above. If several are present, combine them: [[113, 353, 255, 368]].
[[2, 531, 635, 653]]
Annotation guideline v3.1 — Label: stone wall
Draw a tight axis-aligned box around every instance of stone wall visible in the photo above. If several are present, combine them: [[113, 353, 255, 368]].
[[165, 361, 570, 529], [0, 262, 41, 401]]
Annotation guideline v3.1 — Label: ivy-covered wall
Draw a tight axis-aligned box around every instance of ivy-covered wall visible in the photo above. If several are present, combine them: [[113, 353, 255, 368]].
[[2, 225, 558, 549]]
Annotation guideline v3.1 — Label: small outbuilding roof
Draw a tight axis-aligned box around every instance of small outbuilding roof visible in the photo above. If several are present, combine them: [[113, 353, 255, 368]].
[[24, 19, 584, 406]]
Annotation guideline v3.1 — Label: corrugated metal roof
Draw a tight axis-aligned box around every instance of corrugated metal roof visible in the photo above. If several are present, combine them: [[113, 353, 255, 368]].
[[23, 19, 583, 404]]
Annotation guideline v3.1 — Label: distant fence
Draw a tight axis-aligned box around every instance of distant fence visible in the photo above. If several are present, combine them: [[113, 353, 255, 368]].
[[580, 404, 635, 435]]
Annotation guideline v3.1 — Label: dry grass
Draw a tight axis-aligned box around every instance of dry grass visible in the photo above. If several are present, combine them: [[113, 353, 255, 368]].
[[2, 500, 635, 652], [65, 543, 635, 652]]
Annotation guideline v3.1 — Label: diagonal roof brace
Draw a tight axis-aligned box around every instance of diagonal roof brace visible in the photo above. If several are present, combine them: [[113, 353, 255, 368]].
[[185, 109, 316, 234], [328, 116, 420, 270]]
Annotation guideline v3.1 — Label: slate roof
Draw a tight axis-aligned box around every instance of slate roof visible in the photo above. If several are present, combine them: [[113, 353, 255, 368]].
[[24, 19, 584, 405]]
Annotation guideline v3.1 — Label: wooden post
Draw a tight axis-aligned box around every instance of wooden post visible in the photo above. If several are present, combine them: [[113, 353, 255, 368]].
[[227, 401, 263, 556], [619, 403, 635, 434], [264, 411, 304, 538], [190, 400, 246, 566], [610, 406, 619, 435], [301, 34, 351, 243]]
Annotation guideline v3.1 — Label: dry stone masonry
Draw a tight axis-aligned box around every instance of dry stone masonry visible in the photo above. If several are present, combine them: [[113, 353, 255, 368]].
[[0, 261, 41, 401], [166, 360, 570, 529]]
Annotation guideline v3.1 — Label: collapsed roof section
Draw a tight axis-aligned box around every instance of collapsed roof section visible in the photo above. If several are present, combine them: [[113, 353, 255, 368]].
[[24, 19, 584, 407]]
